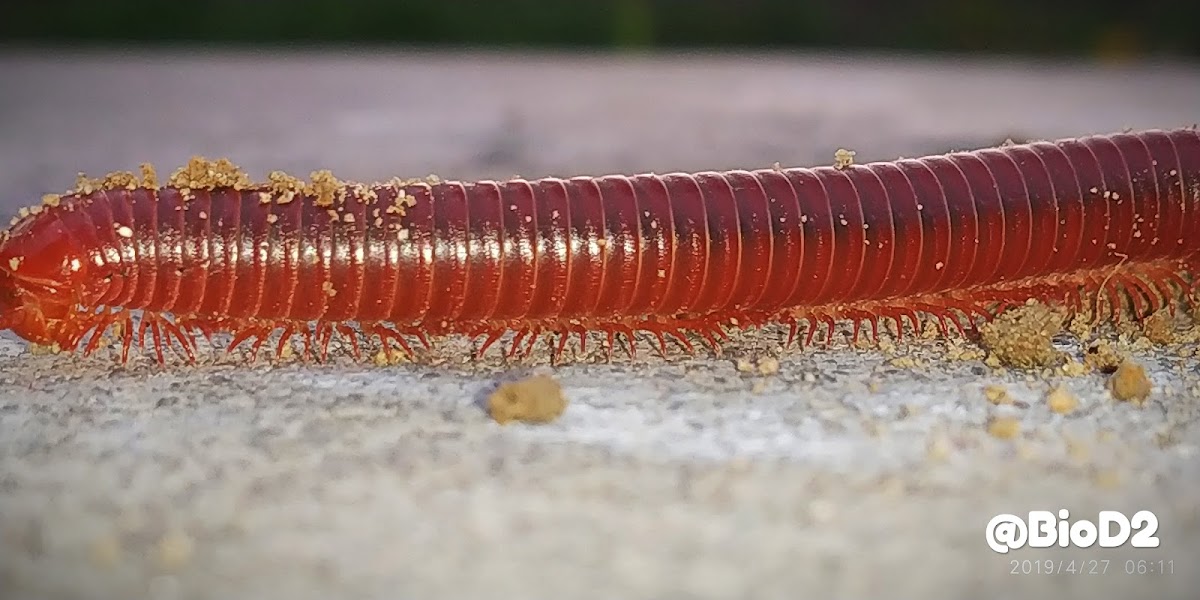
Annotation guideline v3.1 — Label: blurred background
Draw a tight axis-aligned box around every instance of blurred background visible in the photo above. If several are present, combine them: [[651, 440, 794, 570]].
[[4, 0, 1199, 218], [3, 0, 1199, 59], [3, 4, 1200, 600]]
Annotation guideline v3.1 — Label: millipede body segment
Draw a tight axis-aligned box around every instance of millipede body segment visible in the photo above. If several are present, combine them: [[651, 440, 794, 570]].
[[1, 128, 1198, 365]]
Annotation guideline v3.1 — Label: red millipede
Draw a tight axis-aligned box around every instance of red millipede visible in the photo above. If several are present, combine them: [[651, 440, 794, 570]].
[[1, 128, 1198, 365]]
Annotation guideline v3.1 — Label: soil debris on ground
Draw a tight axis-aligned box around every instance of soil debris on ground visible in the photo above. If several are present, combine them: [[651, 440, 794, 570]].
[[487, 374, 568, 424], [978, 301, 1066, 369], [1109, 359, 1152, 405]]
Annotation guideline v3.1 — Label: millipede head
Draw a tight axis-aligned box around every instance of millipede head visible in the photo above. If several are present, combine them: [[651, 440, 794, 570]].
[[0, 209, 96, 346]]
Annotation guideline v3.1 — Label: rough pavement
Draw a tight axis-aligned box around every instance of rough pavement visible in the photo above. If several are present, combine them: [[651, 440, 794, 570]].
[[1, 49, 1199, 600]]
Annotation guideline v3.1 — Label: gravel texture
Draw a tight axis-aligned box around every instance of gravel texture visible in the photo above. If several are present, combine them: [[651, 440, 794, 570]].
[[1, 49, 1199, 600]]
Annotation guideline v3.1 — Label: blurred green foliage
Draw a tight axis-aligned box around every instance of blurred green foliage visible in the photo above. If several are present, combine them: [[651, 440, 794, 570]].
[[3, 0, 1197, 58]]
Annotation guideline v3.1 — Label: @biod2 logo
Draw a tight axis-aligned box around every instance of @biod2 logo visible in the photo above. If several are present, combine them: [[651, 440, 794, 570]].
[[986, 510, 1159, 553]]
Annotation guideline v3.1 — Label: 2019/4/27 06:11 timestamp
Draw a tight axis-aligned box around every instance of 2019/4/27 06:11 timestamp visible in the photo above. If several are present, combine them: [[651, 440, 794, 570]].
[[1009, 559, 1175, 575]]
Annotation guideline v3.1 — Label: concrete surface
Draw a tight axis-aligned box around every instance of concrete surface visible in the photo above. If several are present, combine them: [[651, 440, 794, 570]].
[[1, 48, 1199, 600]]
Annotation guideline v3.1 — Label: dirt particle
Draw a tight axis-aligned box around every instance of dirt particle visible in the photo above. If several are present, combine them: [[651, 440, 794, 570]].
[[168, 156, 252, 191], [89, 535, 122, 568], [982, 385, 1010, 405], [98, 170, 140, 191], [888, 355, 924, 369], [833, 148, 856, 169], [757, 356, 780, 376], [1046, 386, 1079, 414], [308, 170, 345, 207], [28, 342, 61, 355], [1109, 359, 1151, 405], [1140, 309, 1179, 345], [140, 163, 159, 188], [268, 170, 303, 194], [1067, 311, 1093, 339], [978, 301, 1065, 369], [385, 183, 418, 215], [1084, 340, 1123, 373], [72, 173, 99, 195], [987, 416, 1021, 439], [736, 356, 780, 376], [1059, 357, 1090, 377], [926, 434, 952, 461], [8, 256, 21, 271], [155, 529, 194, 570], [487, 375, 568, 425], [1092, 469, 1122, 489], [945, 338, 986, 361], [349, 182, 379, 204], [372, 344, 409, 366], [322, 281, 337, 297], [1065, 437, 1090, 462], [41, 193, 62, 207]]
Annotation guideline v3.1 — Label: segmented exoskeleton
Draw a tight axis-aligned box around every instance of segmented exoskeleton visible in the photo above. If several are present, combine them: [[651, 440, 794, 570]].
[[1, 128, 1197, 364]]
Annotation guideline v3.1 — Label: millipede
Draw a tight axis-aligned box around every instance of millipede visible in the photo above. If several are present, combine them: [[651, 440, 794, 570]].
[[0, 127, 1197, 366]]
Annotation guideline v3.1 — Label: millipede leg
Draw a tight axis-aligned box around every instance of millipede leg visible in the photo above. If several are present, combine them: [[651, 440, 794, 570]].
[[136, 315, 152, 352], [520, 326, 542, 359], [301, 327, 317, 362], [316, 322, 337, 363], [803, 316, 818, 348], [552, 330, 571, 364], [336, 325, 361, 360], [248, 330, 271, 363], [1129, 274, 1165, 315], [615, 324, 637, 360], [161, 318, 196, 360], [507, 328, 530, 360], [473, 328, 505, 359], [276, 324, 297, 360], [76, 324, 103, 357], [650, 330, 669, 358], [148, 318, 166, 366], [161, 318, 197, 364], [1103, 279, 1123, 325], [1119, 275, 1153, 321], [365, 324, 414, 361], [783, 318, 800, 349], [413, 330, 432, 350], [227, 323, 272, 362], [75, 310, 118, 357], [119, 313, 135, 363]]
